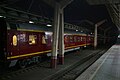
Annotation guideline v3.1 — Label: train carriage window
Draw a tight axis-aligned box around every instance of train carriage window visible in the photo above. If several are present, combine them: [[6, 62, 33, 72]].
[[70, 36, 73, 42], [45, 35, 48, 39], [77, 37, 80, 42], [19, 34, 26, 42], [65, 36, 69, 43], [91, 37, 93, 41], [89, 37, 91, 41], [83, 37, 86, 41], [13, 35, 17, 46], [29, 35, 37, 45], [74, 36, 77, 42], [42, 35, 47, 44], [81, 37, 83, 41]]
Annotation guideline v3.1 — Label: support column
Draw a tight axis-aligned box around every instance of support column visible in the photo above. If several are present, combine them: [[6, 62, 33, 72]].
[[94, 24, 97, 49], [58, 9, 64, 65], [51, 2, 60, 68]]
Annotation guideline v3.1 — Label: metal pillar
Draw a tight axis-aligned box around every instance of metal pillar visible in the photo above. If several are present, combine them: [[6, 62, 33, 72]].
[[94, 20, 106, 49], [51, 0, 73, 68], [58, 9, 64, 65], [94, 24, 97, 49], [51, 2, 60, 68]]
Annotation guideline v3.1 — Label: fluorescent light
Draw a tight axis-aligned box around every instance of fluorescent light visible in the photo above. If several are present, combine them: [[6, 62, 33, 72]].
[[0, 16, 6, 18], [45, 32, 52, 35], [118, 35, 120, 38], [47, 24, 52, 27], [29, 21, 34, 23], [76, 30, 78, 31], [0, 16, 3, 17]]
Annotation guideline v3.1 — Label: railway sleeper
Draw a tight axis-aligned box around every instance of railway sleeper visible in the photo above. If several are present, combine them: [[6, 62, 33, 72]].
[[49, 50, 106, 80]]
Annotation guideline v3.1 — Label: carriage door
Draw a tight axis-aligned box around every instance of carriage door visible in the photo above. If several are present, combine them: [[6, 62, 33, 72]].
[[8, 23, 20, 59]]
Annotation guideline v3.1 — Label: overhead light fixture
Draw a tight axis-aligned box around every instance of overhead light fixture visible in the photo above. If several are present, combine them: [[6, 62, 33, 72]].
[[45, 32, 52, 35], [29, 21, 34, 24], [76, 30, 78, 31], [81, 31, 83, 32], [118, 35, 120, 38], [47, 24, 52, 27], [91, 32, 93, 34], [0, 16, 6, 18], [0, 15, 3, 17]]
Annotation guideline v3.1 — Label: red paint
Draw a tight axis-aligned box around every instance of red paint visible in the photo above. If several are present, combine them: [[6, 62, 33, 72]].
[[51, 56, 57, 68], [7, 30, 94, 60], [7, 30, 20, 57], [58, 54, 64, 65]]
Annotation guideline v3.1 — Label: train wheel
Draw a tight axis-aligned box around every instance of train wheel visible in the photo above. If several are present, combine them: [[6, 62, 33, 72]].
[[18, 59, 27, 68]]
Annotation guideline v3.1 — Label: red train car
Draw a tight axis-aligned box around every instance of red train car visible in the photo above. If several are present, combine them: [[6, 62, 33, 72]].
[[0, 18, 94, 68], [86, 35, 94, 46]]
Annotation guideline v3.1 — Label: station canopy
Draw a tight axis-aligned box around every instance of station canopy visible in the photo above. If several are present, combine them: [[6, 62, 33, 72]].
[[0, 0, 119, 35]]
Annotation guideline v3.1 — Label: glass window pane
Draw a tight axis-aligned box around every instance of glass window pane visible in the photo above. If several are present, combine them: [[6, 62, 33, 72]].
[[13, 35, 17, 46], [29, 35, 37, 45]]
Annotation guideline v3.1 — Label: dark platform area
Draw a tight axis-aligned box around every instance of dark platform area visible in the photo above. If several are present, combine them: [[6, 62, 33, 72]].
[[76, 45, 120, 80]]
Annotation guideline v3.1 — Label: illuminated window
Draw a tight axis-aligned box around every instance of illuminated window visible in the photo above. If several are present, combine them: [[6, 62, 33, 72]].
[[83, 37, 86, 41], [91, 38, 93, 41], [74, 36, 77, 42], [42, 35, 47, 44], [70, 36, 73, 42], [78, 37, 80, 42], [65, 36, 69, 43], [13, 35, 17, 46], [89, 37, 91, 40], [51, 37, 52, 42], [45, 35, 48, 39], [81, 37, 83, 41], [29, 35, 37, 45]]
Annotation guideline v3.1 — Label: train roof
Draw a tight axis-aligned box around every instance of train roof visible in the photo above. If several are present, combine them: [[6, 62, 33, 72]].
[[7, 22, 88, 35]]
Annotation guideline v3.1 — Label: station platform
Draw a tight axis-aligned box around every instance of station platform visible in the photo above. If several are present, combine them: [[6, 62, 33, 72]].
[[76, 45, 120, 80]]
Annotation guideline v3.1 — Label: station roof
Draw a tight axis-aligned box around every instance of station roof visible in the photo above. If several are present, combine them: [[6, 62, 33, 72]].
[[0, 0, 119, 36]]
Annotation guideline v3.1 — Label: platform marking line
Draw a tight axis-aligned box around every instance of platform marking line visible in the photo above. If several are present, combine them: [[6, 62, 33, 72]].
[[89, 47, 114, 80]]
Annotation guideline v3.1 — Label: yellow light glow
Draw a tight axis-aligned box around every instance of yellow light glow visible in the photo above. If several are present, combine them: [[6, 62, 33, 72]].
[[13, 35, 17, 46]]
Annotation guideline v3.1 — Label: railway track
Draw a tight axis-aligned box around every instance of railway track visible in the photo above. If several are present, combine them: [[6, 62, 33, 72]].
[[44, 49, 107, 80], [0, 49, 107, 80]]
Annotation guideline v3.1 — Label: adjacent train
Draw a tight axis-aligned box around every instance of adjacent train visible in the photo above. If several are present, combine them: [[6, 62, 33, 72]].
[[0, 18, 94, 68]]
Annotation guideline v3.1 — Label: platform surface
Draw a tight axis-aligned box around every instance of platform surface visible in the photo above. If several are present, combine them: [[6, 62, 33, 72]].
[[76, 45, 120, 80]]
